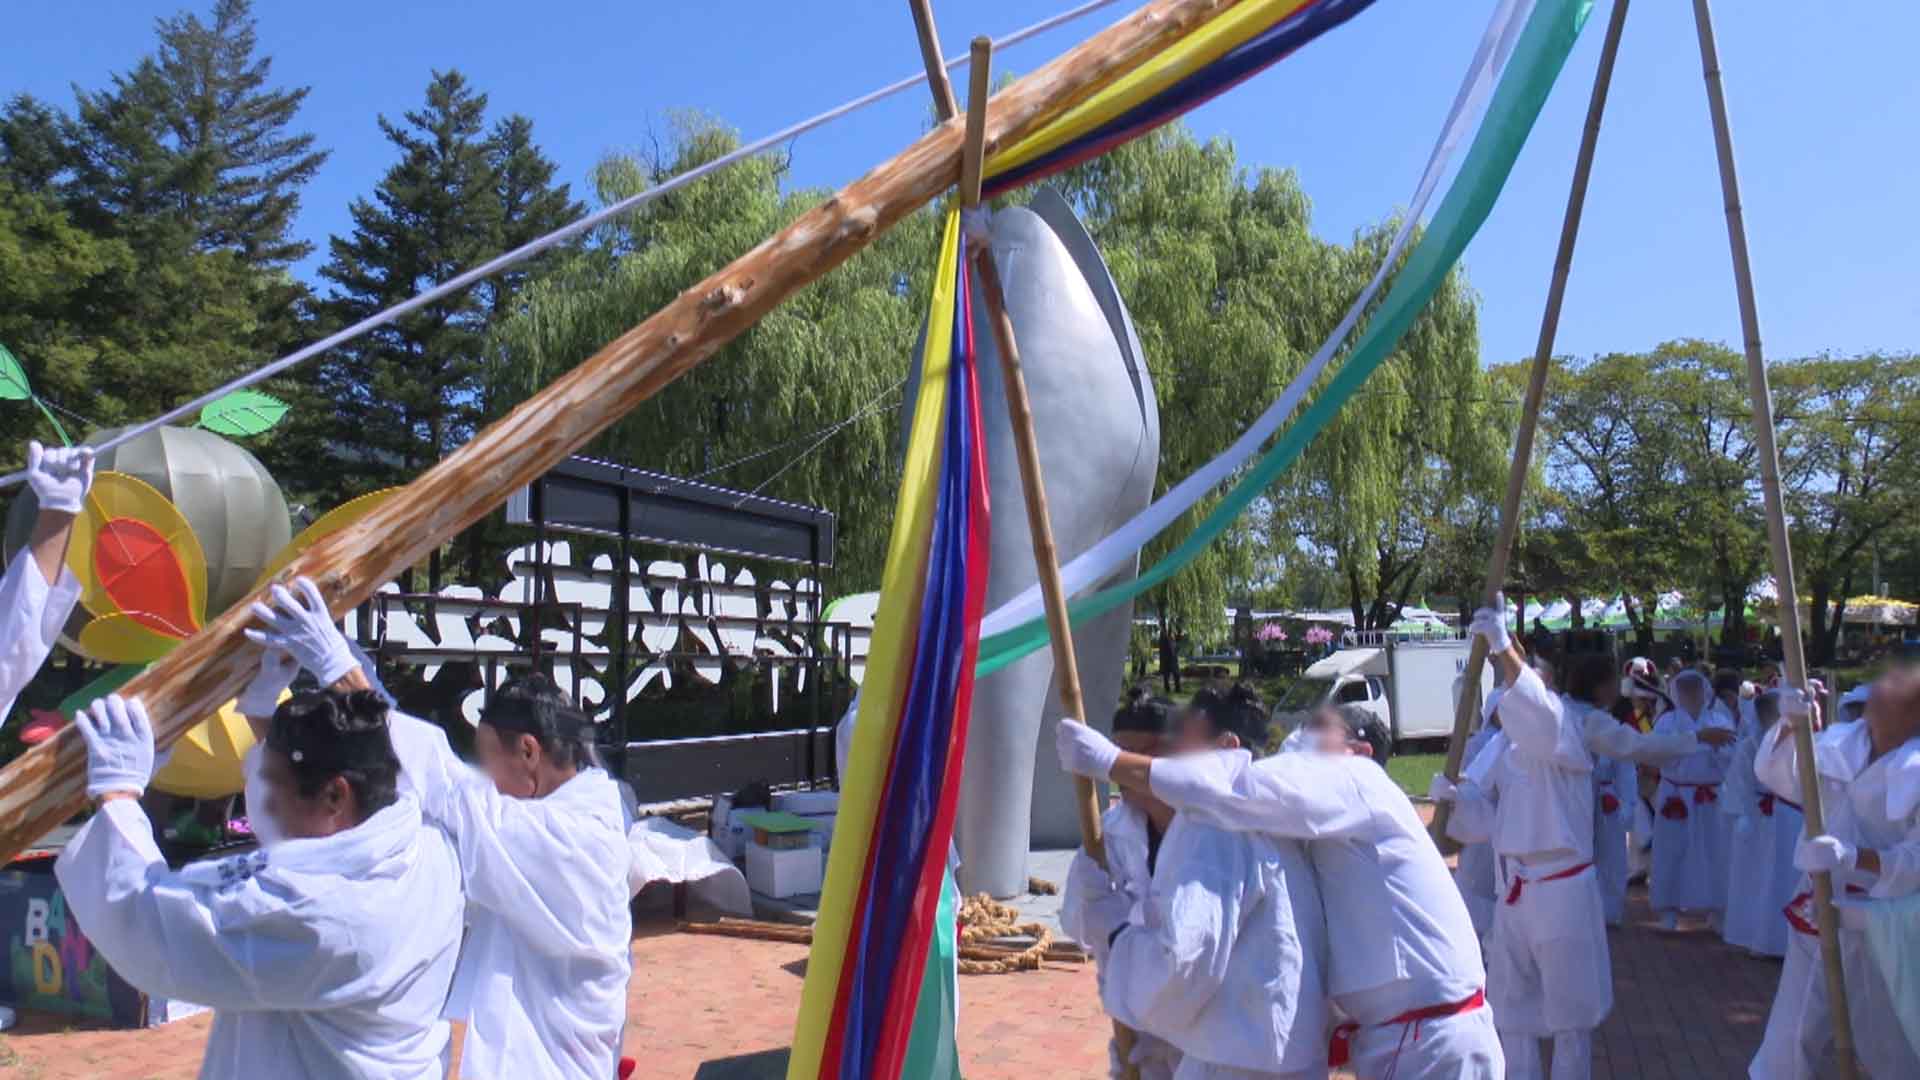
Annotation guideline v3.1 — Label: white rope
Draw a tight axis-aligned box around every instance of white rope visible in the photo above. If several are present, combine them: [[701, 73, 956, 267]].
[[0, 0, 1125, 490]]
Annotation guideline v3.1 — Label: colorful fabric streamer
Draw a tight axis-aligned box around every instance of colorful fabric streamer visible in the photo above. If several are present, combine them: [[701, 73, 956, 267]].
[[789, 210, 991, 1080], [975, 0, 1595, 674]]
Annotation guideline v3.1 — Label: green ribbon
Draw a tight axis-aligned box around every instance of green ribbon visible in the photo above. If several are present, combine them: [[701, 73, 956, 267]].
[[975, 0, 1595, 677]]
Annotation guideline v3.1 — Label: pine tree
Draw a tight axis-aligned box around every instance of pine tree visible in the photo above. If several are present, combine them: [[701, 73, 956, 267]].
[[307, 70, 580, 507]]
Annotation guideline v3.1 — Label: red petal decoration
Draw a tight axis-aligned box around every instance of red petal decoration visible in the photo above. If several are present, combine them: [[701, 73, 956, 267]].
[[93, 517, 199, 639]]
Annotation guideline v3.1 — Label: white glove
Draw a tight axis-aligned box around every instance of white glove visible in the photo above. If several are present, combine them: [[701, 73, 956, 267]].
[[1428, 773, 1459, 803], [1056, 717, 1120, 781], [1794, 834, 1858, 875], [245, 577, 355, 685], [1469, 593, 1511, 654], [236, 648, 299, 718], [77, 695, 156, 799], [26, 441, 95, 515]]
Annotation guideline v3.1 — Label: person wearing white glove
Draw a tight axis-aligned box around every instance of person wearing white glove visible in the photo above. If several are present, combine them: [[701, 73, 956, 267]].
[[1750, 666, 1920, 1079], [247, 577, 358, 685], [1096, 686, 1332, 1079], [55, 688, 465, 1079], [1057, 690, 1181, 1080], [0, 441, 95, 727]]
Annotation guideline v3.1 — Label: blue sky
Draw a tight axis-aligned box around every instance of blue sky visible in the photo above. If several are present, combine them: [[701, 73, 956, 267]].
[[7, 0, 1915, 366]]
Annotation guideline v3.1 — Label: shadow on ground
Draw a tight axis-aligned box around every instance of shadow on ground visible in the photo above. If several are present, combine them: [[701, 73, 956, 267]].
[[695, 1046, 791, 1078]]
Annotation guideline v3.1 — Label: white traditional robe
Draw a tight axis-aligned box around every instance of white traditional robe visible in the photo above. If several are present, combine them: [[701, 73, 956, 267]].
[[1650, 701, 1737, 913], [1455, 725, 1506, 939], [1750, 720, 1920, 1079], [54, 796, 463, 1079], [1062, 801, 1181, 1080], [1719, 728, 1801, 958], [391, 714, 633, 1080], [1592, 748, 1631, 927], [1447, 672, 1695, 1079], [1103, 814, 1330, 1079], [0, 546, 81, 726], [1149, 749, 1498, 1080]]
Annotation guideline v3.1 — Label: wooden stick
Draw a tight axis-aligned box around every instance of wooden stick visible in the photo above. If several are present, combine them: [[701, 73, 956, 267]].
[[1432, 0, 1632, 846], [1689, 1, 1857, 1073], [0, 0, 1246, 866]]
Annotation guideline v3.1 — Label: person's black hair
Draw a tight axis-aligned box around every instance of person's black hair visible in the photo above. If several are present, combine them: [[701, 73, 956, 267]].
[[267, 689, 400, 821], [1712, 670, 1744, 698], [1560, 653, 1618, 706], [1334, 703, 1392, 768], [1113, 685, 1173, 735], [1191, 682, 1271, 757], [481, 674, 600, 771]]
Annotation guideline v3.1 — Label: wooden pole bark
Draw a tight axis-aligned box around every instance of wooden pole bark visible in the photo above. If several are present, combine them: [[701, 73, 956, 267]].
[[1432, 0, 1631, 845], [0, 0, 1248, 866], [1689, 1, 1857, 1074]]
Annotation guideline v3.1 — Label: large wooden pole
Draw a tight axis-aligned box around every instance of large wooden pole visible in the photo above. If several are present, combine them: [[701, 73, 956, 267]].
[[1432, 0, 1632, 844], [942, 27, 1137, 1077], [1689, 0, 1857, 1073], [0, 0, 1247, 865]]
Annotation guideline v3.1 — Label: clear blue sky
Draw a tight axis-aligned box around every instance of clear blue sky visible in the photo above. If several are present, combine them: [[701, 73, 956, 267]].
[[7, 0, 1915, 365]]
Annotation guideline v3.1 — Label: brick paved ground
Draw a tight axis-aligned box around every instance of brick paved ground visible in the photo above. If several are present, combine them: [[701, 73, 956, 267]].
[[0, 880, 1795, 1079]]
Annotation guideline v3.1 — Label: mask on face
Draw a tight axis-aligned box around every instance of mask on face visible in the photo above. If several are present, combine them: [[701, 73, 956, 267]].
[[243, 747, 288, 848]]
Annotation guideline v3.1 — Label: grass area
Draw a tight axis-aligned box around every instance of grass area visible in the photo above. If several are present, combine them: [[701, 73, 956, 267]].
[[1385, 751, 1444, 799]]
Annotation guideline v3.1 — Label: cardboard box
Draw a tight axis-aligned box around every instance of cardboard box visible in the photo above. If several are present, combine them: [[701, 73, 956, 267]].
[[745, 842, 822, 899]]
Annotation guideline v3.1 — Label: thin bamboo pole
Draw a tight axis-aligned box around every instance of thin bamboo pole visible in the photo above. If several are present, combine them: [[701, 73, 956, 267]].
[[1432, 0, 1632, 845], [1689, 0, 1856, 1073], [0, 0, 1247, 866], [927, 18, 1138, 1074]]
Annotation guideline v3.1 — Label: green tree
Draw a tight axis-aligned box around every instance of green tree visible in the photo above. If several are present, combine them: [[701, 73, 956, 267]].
[[310, 70, 581, 518]]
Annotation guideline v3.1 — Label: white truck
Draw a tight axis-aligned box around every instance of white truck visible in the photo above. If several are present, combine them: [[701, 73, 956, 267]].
[[1269, 637, 1493, 746]]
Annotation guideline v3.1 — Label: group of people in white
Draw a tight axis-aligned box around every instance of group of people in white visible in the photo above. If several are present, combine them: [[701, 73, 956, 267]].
[[1, 443, 635, 1079], [1056, 596, 1920, 1079], [5, 436, 1919, 1079]]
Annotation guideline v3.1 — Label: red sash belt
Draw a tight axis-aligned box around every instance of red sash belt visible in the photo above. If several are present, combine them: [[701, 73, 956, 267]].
[[1757, 793, 1801, 817], [1505, 861, 1593, 906], [1599, 791, 1622, 815], [1784, 885, 1869, 937], [1659, 781, 1720, 819], [1328, 988, 1487, 1068]]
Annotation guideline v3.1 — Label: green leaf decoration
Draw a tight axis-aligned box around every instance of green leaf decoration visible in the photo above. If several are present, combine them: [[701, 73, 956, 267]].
[[198, 388, 289, 436], [0, 343, 31, 401]]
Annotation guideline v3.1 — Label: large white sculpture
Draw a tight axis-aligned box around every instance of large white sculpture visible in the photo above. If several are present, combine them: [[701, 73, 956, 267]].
[[906, 188, 1161, 897]]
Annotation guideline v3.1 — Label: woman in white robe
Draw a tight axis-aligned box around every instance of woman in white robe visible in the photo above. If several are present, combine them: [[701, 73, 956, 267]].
[[1650, 670, 1737, 928], [1719, 690, 1802, 958]]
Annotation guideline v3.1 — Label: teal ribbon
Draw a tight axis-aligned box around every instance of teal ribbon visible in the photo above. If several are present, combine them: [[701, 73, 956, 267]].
[[975, 0, 1595, 677]]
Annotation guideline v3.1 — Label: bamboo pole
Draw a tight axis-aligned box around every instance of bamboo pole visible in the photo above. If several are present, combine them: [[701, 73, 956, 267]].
[[0, 0, 1248, 865], [1689, 0, 1856, 1073], [927, 19, 1138, 1074], [1432, 0, 1632, 845]]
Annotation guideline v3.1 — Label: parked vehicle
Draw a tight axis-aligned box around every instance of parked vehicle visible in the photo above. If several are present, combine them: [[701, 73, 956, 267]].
[[1269, 637, 1494, 747]]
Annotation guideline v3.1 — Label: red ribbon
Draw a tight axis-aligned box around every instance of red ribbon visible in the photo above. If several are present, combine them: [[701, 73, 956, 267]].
[[1328, 989, 1487, 1068], [1661, 796, 1689, 821], [1693, 783, 1718, 806], [1600, 792, 1621, 815], [1505, 861, 1593, 906], [1759, 794, 1774, 817]]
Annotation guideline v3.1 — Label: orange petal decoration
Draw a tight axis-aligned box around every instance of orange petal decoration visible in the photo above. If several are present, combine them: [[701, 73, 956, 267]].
[[94, 517, 200, 638], [67, 471, 209, 628]]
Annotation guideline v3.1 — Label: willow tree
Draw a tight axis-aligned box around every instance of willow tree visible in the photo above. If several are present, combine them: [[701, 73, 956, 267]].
[[489, 113, 938, 589]]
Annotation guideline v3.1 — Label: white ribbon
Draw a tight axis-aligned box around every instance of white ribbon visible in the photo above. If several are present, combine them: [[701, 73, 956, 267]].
[[980, 0, 1537, 638]]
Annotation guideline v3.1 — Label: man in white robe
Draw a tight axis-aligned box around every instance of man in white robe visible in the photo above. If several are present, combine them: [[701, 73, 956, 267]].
[[0, 441, 93, 725], [1060, 690, 1182, 1079], [1650, 670, 1737, 929], [56, 692, 464, 1079], [1433, 603, 1704, 1079], [1750, 669, 1920, 1079], [251, 579, 633, 1080], [1060, 694, 1500, 1079]]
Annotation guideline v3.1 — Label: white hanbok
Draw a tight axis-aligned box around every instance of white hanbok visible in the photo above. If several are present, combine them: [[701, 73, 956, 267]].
[[1102, 814, 1330, 1079], [1061, 801, 1182, 1080], [1149, 749, 1498, 1080], [1650, 698, 1737, 914], [1591, 747, 1631, 927], [1446, 672, 1696, 1080], [1454, 725, 1506, 939], [391, 713, 633, 1080], [0, 546, 81, 725], [1750, 720, 1920, 1079], [1719, 728, 1801, 958], [54, 796, 463, 1079]]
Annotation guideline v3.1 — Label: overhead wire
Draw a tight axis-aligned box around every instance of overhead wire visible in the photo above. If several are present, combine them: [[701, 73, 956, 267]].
[[0, 0, 1127, 490]]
